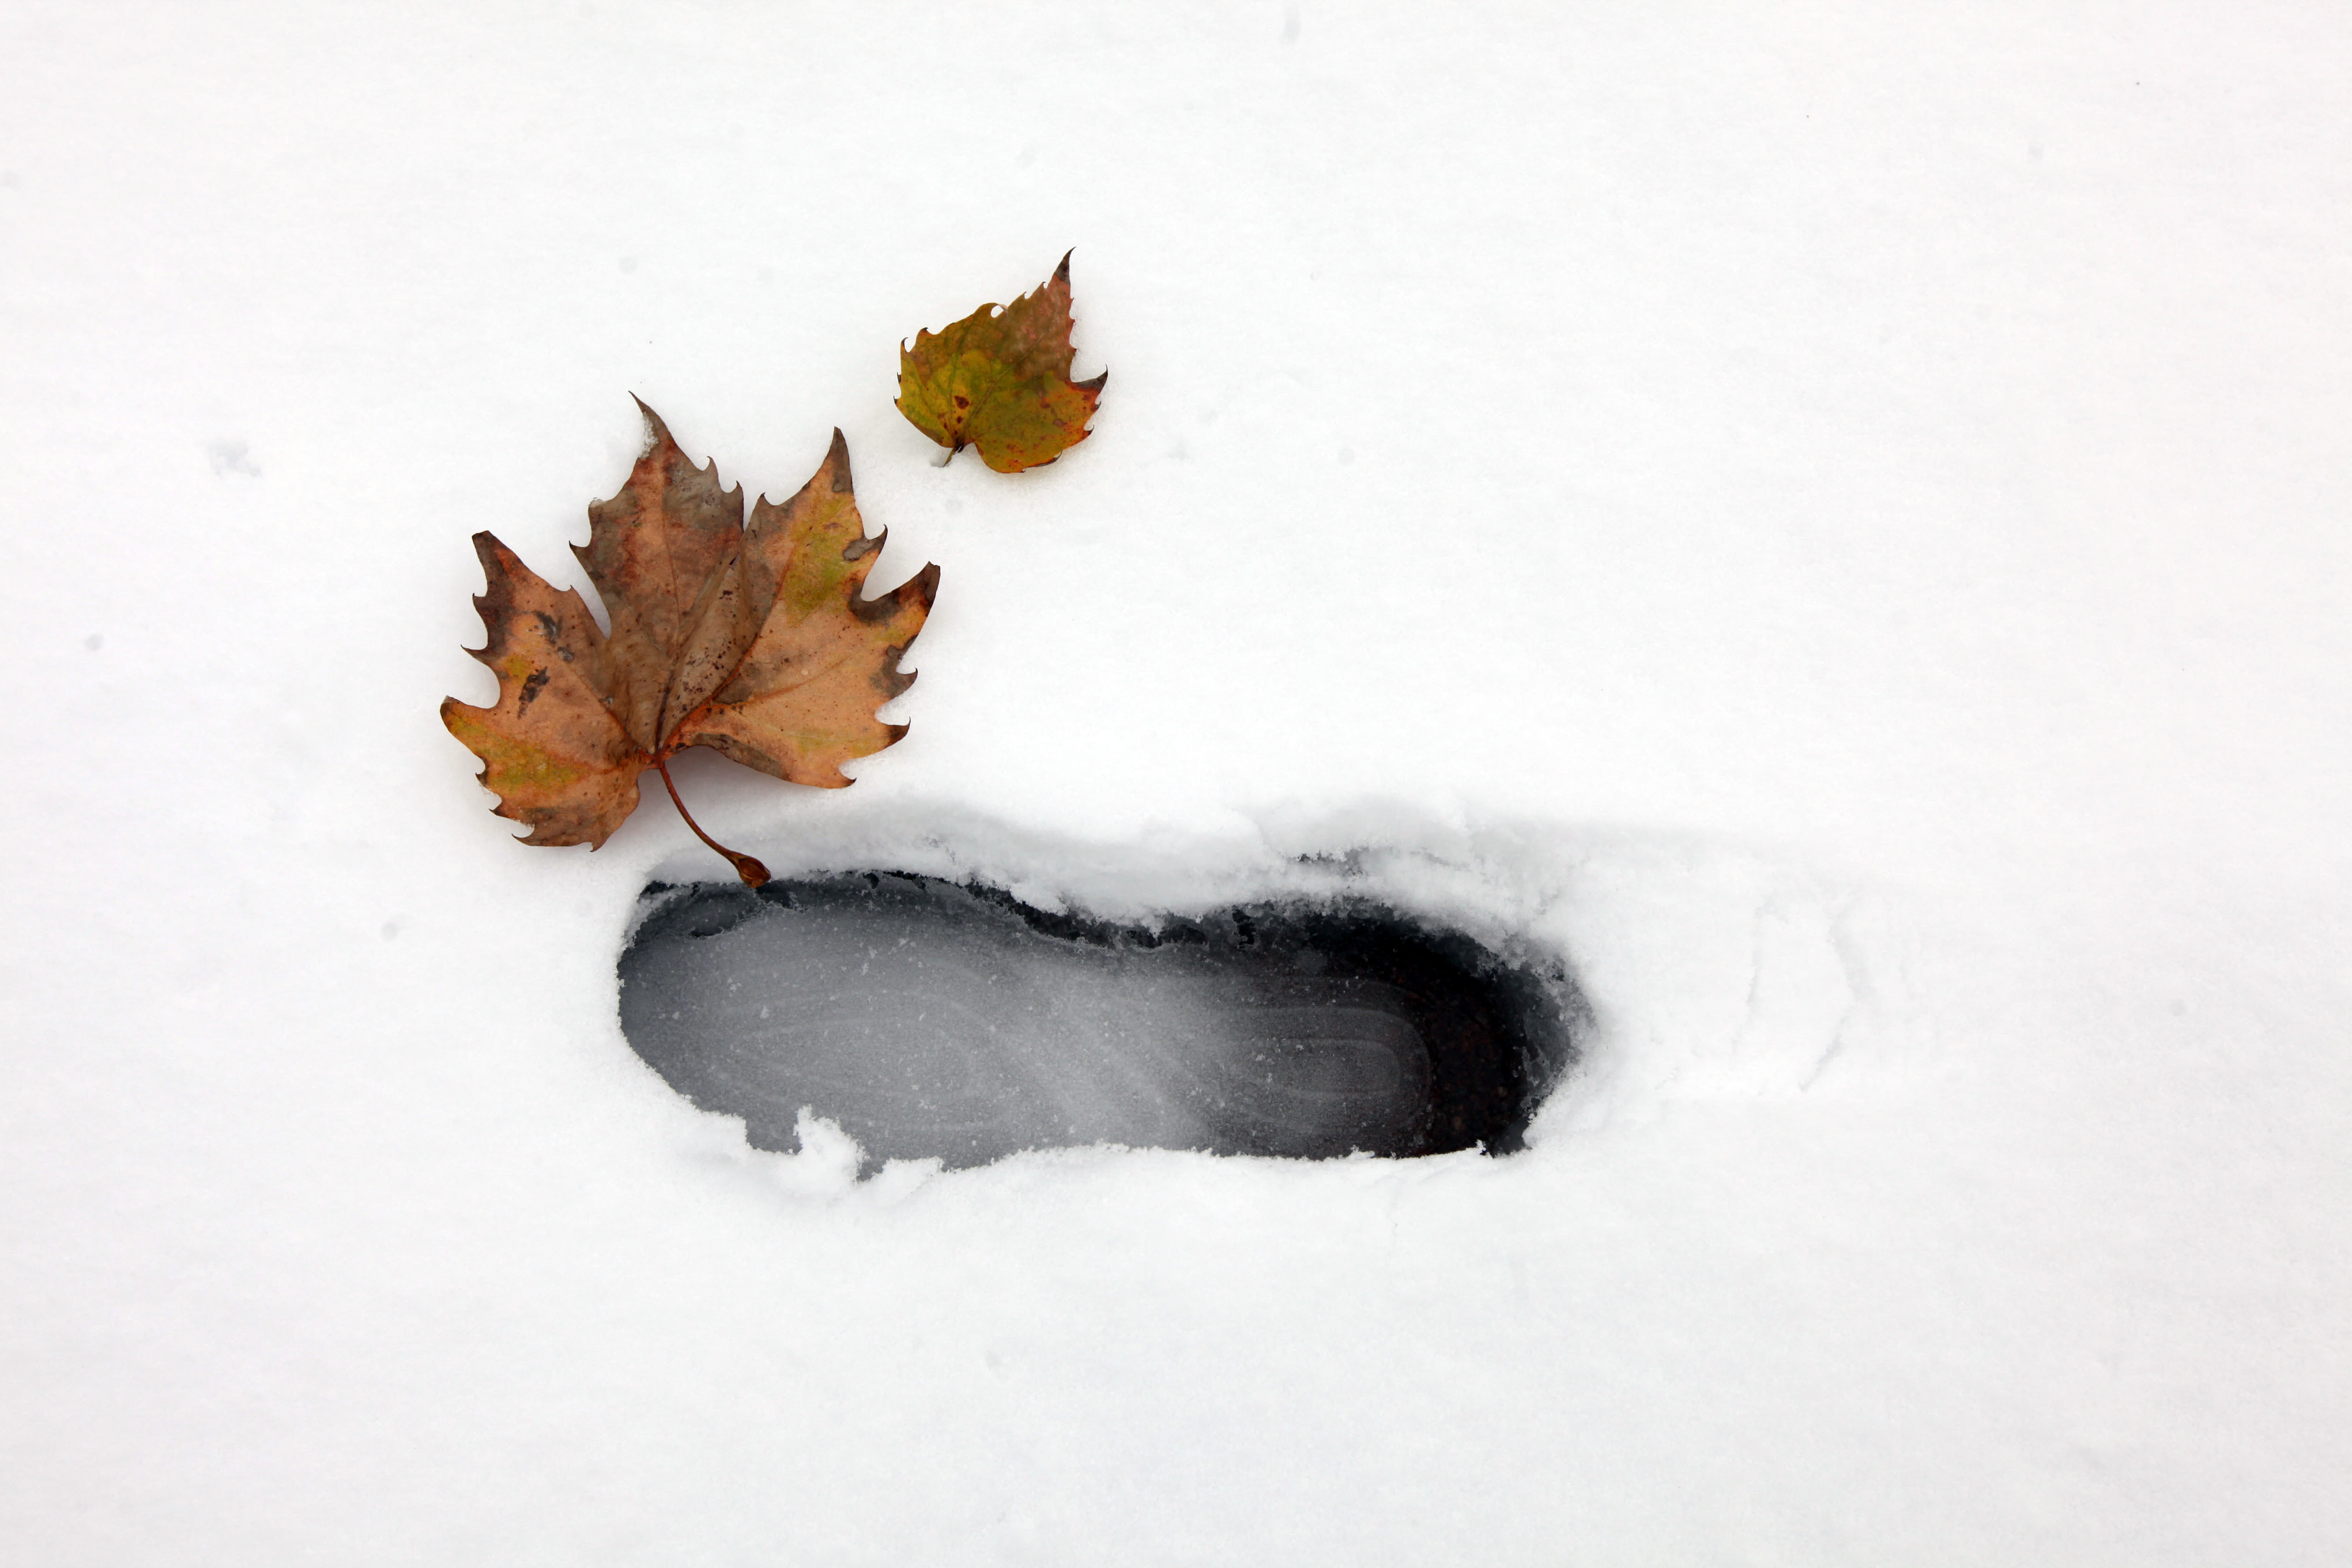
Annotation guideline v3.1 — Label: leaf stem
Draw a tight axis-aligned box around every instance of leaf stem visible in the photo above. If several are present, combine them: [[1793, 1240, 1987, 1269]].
[[655, 757, 770, 888]]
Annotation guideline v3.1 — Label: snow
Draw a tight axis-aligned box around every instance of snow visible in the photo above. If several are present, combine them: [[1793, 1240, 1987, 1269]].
[[5, 2, 2349, 1561]]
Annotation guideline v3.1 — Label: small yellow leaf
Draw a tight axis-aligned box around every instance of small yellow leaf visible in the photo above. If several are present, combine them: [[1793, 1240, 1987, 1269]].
[[896, 251, 1106, 473]]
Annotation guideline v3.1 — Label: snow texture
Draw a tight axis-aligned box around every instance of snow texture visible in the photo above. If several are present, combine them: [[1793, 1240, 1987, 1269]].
[[4, 3, 2349, 1563]]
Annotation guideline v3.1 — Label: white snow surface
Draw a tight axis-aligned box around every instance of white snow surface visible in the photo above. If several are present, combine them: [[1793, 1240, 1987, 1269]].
[[5, 3, 2350, 1562]]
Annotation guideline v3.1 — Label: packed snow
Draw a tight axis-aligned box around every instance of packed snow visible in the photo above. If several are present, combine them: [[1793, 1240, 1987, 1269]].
[[4, 3, 2349, 1562], [620, 862, 1578, 1169]]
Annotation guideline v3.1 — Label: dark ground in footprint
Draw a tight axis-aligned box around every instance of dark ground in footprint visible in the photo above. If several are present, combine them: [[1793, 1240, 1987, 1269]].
[[619, 873, 1585, 1171]]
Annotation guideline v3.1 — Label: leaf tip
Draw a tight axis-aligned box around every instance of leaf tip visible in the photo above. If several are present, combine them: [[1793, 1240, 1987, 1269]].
[[626, 394, 672, 457]]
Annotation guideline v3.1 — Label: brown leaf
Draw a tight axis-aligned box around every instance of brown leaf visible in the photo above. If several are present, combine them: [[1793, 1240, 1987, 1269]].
[[440, 533, 647, 849], [574, 399, 748, 754], [442, 405, 938, 883], [673, 432, 938, 787], [896, 251, 1106, 473]]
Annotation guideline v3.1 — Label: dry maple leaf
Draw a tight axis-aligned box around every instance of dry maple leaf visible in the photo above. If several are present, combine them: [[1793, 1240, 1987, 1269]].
[[440, 401, 938, 885], [896, 250, 1106, 473]]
